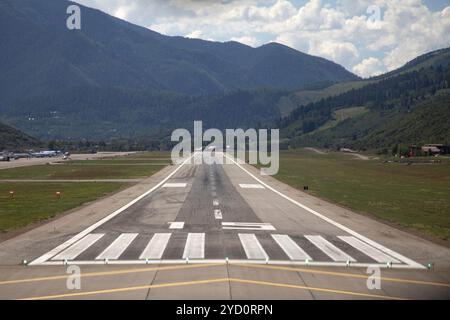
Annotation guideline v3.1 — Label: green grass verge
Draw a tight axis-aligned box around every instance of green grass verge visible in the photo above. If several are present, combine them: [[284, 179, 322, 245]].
[[0, 182, 125, 232], [0, 163, 166, 180], [267, 150, 450, 242]]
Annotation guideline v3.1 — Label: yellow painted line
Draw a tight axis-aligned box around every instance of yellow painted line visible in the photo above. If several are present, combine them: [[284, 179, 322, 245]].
[[0, 263, 224, 286], [228, 278, 408, 300], [234, 263, 450, 288], [20, 278, 229, 300], [18, 277, 408, 300]]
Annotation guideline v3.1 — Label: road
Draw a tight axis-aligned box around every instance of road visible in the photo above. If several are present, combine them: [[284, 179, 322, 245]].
[[0, 152, 136, 170], [0, 152, 449, 300]]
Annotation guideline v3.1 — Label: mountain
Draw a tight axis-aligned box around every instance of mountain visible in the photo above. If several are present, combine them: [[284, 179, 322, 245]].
[[277, 53, 450, 152], [0, 0, 357, 103], [278, 47, 450, 117], [0, 121, 41, 150]]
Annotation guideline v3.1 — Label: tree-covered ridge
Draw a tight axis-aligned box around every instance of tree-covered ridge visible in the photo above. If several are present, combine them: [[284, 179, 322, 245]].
[[279, 63, 450, 151]]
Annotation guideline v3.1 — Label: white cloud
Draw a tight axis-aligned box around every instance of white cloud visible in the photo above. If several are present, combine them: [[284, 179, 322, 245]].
[[353, 57, 384, 78], [74, 0, 450, 77]]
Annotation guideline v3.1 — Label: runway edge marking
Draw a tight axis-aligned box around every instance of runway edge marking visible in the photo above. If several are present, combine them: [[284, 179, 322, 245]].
[[223, 152, 425, 269], [29, 153, 195, 266]]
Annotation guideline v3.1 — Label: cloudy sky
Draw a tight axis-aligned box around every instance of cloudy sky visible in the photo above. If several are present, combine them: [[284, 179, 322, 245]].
[[74, 0, 450, 78]]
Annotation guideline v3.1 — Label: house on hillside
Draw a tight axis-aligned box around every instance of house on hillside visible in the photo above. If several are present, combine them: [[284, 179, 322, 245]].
[[421, 144, 450, 155]]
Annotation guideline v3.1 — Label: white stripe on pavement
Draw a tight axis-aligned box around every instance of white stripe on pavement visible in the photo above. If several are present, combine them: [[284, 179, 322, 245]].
[[214, 209, 223, 220], [338, 236, 400, 263], [96, 233, 138, 260], [272, 234, 311, 261], [222, 222, 275, 231], [168, 222, 184, 229], [239, 234, 268, 260], [139, 233, 172, 260], [162, 183, 187, 188], [52, 234, 104, 261], [183, 233, 205, 259], [239, 184, 265, 189], [305, 235, 355, 262]]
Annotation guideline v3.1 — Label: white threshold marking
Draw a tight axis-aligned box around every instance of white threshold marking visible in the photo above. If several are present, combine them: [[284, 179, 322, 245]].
[[183, 233, 205, 259], [168, 221, 184, 229], [52, 234, 104, 261], [162, 183, 187, 188], [30, 153, 195, 266], [239, 183, 265, 189], [271, 234, 311, 261], [239, 234, 268, 260], [139, 233, 171, 260], [305, 235, 355, 262], [222, 222, 275, 231], [223, 152, 424, 269], [338, 236, 400, 264], [214, 209, 223, 220], [96, 233, 138, 260]]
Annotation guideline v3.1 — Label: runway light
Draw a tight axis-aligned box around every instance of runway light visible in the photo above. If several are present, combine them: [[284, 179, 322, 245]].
[[146, 258, 149, 264], [387, 261, 392, 268], [64, 259, 68, 265], [9, 191, 14, 199], [225, 257, 229, 264], [265, 257, 269, 265], [104, 258, 109, 265], [186, 257, 189, 264], [21, 259, 28, 265], [55, 191, 61, 199], [305, 258, 309, 266], [427, 262, 434, 270], [346, 260, 350, 267]]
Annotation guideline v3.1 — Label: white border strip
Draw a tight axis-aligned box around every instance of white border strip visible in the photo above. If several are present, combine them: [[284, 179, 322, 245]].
[[29, 154, 195, 266], [223, 152, 425, 269], [35, 259, 421, 269]]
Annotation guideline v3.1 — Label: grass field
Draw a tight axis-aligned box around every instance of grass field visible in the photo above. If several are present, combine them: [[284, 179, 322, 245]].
[[0, 152, 171, 233], [0, 182, 126, 232], [269, 149, 450, 242], [0, 162, 167, 180]]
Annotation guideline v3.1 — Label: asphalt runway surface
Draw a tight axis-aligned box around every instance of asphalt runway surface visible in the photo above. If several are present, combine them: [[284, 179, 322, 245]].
[[0, 152, 449, 299]]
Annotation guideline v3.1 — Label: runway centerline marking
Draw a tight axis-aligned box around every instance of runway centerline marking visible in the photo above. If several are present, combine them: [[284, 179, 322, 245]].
[[214, 209, 223, 220], [223, 152, 424, 269], [168, 222, 185, 229]]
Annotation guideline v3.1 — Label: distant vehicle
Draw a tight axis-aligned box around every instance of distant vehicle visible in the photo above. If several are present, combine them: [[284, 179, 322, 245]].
[[13, 153, 32, 159], [31, 150, 60, 158], [0, 155, 10, 162]]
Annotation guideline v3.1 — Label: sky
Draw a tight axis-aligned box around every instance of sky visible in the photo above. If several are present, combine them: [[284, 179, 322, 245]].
[[73, 0, 450, 78]]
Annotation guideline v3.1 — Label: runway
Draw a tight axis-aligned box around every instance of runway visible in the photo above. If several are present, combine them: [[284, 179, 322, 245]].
[[1, 152, 449, 300], [28, 152, 424, 268]]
